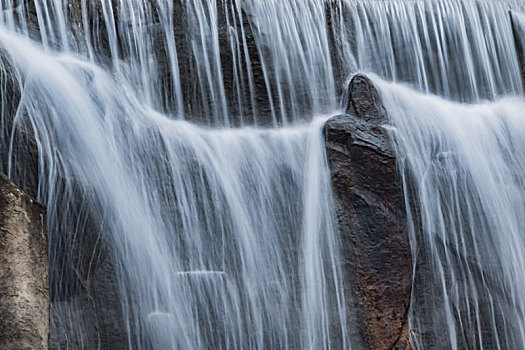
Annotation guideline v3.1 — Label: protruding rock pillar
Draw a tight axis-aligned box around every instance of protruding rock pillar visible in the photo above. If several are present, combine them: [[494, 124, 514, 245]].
[[0, 173, 48, 350], [324, 74, 412, 349]]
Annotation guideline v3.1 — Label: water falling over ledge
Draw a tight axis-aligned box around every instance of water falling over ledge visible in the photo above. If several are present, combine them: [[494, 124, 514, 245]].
[[0, 26, 349, 348], [374, 77, 525, 349], [1, 0, 525, 349]]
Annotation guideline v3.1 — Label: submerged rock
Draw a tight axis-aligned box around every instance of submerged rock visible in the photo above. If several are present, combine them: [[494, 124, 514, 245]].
[[324, 74, 412, 350], [0, 173, 48, 350]]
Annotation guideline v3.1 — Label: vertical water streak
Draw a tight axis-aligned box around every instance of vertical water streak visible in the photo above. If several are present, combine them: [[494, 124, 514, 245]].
[[242, 0, 337, 125], [329, 0, 524, 101]]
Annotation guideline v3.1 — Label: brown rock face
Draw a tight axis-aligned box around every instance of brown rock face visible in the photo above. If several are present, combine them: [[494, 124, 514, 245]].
[[0, 173, 48, 350], [324, 74, 412, 350]]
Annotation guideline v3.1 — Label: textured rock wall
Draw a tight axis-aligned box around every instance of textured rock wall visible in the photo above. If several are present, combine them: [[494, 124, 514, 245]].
[[0, 172, 48, 350], [324, 74, 412, 350]]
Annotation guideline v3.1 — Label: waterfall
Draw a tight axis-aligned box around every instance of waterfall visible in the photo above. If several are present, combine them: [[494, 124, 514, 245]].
[[330, 0, 524, 101], [0, 28, 347, 348], [0, 0, 338, 126], [1, 0, 525, 349], [375, 77, 525, 349], [2, 0, 521, 127]]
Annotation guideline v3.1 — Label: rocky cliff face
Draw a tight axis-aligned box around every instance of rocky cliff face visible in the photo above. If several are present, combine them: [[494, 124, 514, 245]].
[[0, 173, 48, 350], [324, 74, 413, 350]]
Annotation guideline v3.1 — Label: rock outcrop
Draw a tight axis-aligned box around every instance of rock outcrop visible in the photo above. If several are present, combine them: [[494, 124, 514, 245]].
[[324, 74, 412, 350], [0, 173, 48, 350]]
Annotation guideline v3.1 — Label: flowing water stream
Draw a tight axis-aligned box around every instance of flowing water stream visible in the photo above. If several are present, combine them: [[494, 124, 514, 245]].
[[1, 0, 525, 349]]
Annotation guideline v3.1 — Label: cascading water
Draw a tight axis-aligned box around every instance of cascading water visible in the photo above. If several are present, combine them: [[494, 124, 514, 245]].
[[0, 29, 347, 349], [329, 0, 525, 101], [376, 78, 525, 349], [1, 0, 525, 349], [0, 1, 350, 348], [0, 0, 339, 126]]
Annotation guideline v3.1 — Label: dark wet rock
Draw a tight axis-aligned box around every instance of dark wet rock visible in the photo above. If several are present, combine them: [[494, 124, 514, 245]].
[[0, 57, 40, 199], [0, 173, 48, 350], [324, 74, 412, 350], [49, 243, 131, 350], [510, 11, 525, 92]]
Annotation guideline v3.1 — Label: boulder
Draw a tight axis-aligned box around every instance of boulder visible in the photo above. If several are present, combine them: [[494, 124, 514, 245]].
[[324, 74, 412, 350], [0, 172, 48, 350]]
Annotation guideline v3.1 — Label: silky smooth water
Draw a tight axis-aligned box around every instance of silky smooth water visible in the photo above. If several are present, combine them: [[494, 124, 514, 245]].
[[0, 29, 347, 349], [0, 0, 339, 126], [330, 0, 524, 101], [2, 0, 522, 127], [377, 77, 525, 349], [1, 0, 525, 349]]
